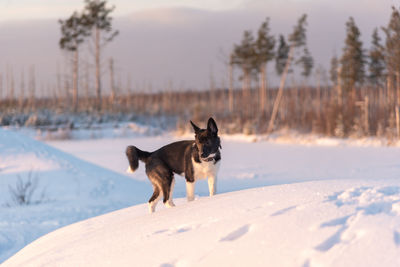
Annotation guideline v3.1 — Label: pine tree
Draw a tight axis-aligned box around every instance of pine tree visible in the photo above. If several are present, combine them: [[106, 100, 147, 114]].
[[81, 0, 119, 111], [268, 14, 309, 133], [231, 30, 257, 93], [382, 6, 400, 103], [296, 46, 313, 78], [368, 28, 385, 86], [275, 35, 289, 76], [59, 11, 89, 112], [288, 14, 308, 47], [340, 17, 365, 92], [255, 18, 275, 113]]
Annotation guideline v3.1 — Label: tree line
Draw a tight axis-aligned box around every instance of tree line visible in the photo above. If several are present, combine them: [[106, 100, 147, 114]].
[[58, 0, 118, 112], [2, 4, 400, 141]]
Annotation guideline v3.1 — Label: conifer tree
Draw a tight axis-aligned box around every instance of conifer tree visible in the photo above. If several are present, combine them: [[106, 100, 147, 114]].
[[81, 0, 119, 110], [59, 11, 89, 112], [382, 6, 400, 101], [231, 30, 257, 92], [268, 14, 309, 133], [340, 17, 365, 92], [296, 47, 314, 78], [275, 35, 289, 76], [368, 28, 385, 86], [255, 18, 275, 112]]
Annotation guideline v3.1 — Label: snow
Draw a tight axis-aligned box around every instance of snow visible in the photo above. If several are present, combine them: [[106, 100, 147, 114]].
[[3, 180, 400, 267], [0, 128, 150, 263], [2, 126, 400, 266], [47, 135, 400, 195]]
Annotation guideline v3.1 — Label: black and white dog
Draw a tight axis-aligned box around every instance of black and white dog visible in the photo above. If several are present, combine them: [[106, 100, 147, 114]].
[[126, 118, 221, 213]]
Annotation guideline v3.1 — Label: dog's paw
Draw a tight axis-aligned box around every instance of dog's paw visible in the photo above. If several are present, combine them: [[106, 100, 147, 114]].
[[165, 201, 176, 208]]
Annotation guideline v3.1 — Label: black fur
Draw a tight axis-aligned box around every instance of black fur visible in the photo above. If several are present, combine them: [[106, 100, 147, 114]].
[[125, 146, 152, 172], [125, 118, 221, 210]]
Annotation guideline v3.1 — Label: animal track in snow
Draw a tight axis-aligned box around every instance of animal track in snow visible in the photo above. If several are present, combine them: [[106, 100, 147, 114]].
[[152, 224, 199, 237], [309, 185, 400, 261], [270, 206, 297, 217], [394, 230, 400, 247], [220, 224, 251, 242], [327, 186, 400, 216]]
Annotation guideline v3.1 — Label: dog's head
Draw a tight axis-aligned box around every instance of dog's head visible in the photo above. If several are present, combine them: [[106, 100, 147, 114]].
[[190, 117, 221, 161]]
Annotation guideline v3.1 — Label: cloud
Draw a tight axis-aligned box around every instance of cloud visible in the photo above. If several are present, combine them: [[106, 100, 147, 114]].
[[0, 2, 396, 96]]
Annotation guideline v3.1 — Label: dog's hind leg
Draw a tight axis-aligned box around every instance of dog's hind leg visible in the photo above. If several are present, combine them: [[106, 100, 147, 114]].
[[161, 174, 175, 208], [165, 177, 176, 208], [148, 184, 161, 213]]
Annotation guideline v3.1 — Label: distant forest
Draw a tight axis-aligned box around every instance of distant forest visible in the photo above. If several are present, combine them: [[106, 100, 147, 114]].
[[1, 2, 400, 141]]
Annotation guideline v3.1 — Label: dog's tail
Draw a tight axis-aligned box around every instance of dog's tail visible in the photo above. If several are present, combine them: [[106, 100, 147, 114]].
[[125, 145, 152, 173]]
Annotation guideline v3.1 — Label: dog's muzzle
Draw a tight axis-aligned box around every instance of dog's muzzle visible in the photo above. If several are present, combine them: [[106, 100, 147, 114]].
[[201, 152, 217, 162]]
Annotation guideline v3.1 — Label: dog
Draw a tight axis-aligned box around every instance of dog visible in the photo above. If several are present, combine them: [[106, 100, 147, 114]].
[[125, 117, 221, 213]]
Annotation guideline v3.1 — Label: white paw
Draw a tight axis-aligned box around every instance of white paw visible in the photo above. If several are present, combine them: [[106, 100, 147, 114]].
[[165, 201, 176, 208], [126, 166, 134, 173]]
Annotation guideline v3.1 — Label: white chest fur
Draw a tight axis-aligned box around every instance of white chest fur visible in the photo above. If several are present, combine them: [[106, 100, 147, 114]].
[[192, 157, 220, 180]]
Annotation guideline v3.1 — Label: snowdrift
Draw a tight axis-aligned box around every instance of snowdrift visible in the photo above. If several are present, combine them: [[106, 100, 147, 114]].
[[0, 128, 149, 262], [4, 179, 400, 267]]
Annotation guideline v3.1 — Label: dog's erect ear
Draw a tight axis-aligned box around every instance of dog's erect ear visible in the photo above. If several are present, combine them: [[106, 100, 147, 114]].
[[207, 117, 218, 135], [190, 120, 201, 134]]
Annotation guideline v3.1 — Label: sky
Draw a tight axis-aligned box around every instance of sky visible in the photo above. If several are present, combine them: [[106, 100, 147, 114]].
[[0, 0, 399, 94], [0, 0, 245, 21]]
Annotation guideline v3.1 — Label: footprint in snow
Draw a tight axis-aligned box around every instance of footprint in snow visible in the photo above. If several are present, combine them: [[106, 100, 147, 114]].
[[270, 205, 297, 217], [394, 230, 400, 247], [153, 225, 194, 236], [220, 224, 251, 242], [315, 225, 347, 252]]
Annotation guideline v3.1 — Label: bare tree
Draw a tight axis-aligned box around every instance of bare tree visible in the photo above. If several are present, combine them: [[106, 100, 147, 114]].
[[82, 0, 119, 111], [59, 11, 90, 112]]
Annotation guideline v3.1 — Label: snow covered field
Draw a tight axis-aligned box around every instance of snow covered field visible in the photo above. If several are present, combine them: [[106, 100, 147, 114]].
[[2, 127, 400, 266], [0, 128, 150, 263]]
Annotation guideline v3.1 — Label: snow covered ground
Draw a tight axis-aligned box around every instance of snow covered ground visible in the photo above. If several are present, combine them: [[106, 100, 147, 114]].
[[4, 179, 400, 267], [0, 128, 150, 263], [47, 135, 400, 196], [2, 126, 400, 266]]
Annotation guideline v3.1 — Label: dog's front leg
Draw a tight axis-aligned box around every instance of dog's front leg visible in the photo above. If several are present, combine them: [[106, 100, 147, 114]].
[[186, 181, 195, 201], [208, 176, 217, 196]]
